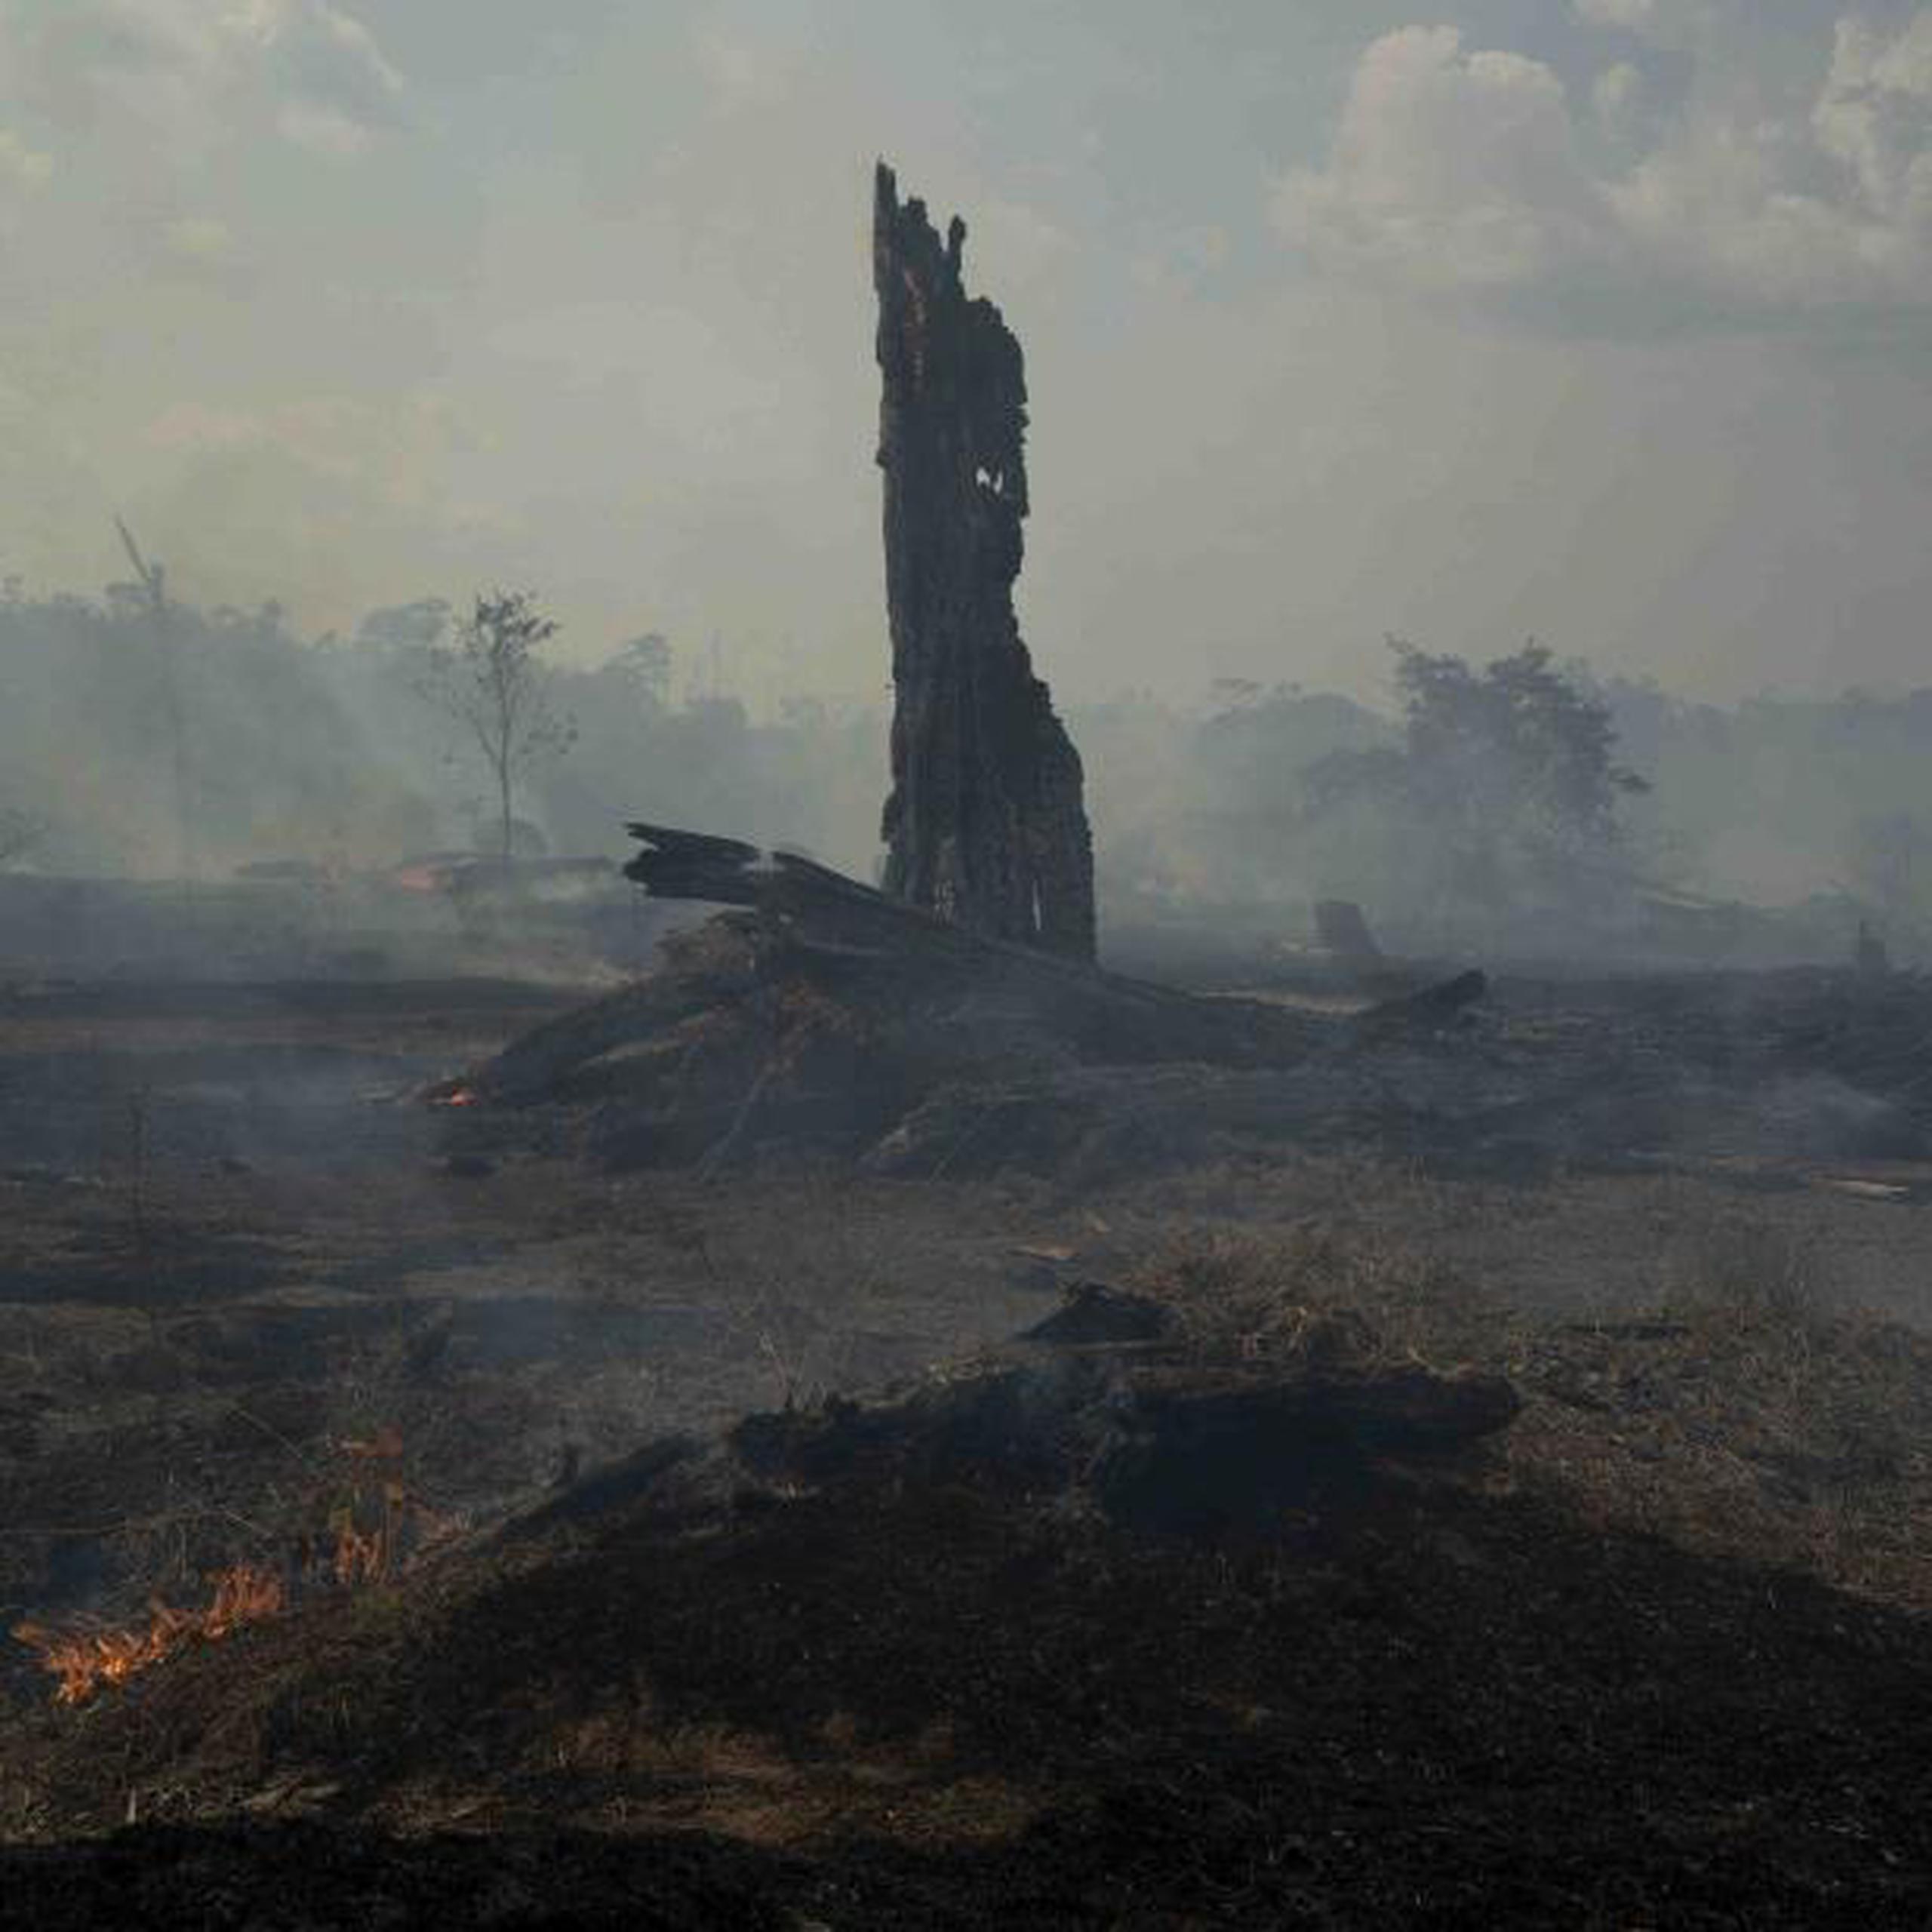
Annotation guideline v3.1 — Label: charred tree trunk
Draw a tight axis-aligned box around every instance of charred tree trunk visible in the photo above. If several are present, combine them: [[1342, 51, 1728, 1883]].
[[873, 161, 1097, 962]]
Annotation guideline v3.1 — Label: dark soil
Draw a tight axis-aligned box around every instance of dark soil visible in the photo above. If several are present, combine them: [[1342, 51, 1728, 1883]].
[[9, 1313, 1932, 1927], [12, 965, 1932, 1925], [5, 1452, 1932, 1924]]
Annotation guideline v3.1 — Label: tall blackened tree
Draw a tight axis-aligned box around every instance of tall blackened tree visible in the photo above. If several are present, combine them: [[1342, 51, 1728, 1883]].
[[420, 589, 576, 866], [872, 162, 1097, 960]]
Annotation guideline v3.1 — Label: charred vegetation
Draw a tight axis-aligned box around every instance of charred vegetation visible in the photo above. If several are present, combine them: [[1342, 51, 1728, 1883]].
[[11, 156, 1932, 1932]]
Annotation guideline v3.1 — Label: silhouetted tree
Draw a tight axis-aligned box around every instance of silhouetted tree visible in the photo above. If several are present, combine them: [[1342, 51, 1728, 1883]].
[[419, 590, 576, 867], [1389, 639, 1647, 850], [1302, 639, 1650, 935]]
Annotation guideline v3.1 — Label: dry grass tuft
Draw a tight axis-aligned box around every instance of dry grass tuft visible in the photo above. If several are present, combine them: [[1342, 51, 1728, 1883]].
[[1658, 1214, 1844, 1338], [1128, 1221, 1503, 1375], [1501, 1205, 1932, 1610], [1120, 1211, 1932, 1617]]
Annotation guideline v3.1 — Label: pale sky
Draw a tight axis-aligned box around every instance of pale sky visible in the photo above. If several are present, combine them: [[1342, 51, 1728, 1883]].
[[5, 0, 1932, 704]]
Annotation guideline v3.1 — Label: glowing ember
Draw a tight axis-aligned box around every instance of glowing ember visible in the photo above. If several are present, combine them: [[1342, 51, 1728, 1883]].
[[435, 1085, 480, 1109], [12, 1426, 439, 1706], [12, 1564, 285, 1706]]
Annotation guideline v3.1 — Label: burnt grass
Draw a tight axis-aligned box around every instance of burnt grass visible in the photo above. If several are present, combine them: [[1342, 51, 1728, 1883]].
[[11, 1272, 1932, 1928], [11, 971, 1932, 1923], [5, 1441, 1932, 1927]]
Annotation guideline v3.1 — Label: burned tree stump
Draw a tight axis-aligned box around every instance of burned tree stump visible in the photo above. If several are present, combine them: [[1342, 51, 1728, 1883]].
[[874, 161, 1097, 962]]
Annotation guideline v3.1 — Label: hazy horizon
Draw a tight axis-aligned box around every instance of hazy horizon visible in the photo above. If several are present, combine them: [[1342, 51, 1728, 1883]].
[[5, 2, 1932, 709]]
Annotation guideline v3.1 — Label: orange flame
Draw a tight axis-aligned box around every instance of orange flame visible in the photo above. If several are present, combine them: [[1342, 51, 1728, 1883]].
[[13, 1426, 437, 1706], [12, 1564, 285, 1705], [434, 1086, 480, 1109]]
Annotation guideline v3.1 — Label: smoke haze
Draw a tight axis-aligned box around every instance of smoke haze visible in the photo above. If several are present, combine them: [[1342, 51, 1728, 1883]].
[[5, 2, 1932, 709]]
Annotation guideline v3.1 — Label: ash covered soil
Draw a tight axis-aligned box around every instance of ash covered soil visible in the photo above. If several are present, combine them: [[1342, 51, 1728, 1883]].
[[8, 969, 1932, 1924]]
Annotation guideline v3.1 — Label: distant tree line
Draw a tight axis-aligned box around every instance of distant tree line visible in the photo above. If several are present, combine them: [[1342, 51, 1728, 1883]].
[[8, 561, 1932, 953], [0, 574, 882, 881]]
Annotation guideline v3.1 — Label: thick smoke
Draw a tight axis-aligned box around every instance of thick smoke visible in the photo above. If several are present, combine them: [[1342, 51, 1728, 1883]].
[[5, 575, 1930, 965]]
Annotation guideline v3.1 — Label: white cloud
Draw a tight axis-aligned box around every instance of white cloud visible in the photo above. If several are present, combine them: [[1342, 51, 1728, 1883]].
[[1813, 15, 1932, 217], [1274, 28, 1613, 291], [5, 0, 404, 159], [1281, 12, 1932, 317]]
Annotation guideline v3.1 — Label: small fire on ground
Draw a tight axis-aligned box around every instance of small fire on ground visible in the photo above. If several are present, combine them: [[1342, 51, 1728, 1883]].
[[13, 1565, 285, 1706], [11, 1425, 438, 1705]]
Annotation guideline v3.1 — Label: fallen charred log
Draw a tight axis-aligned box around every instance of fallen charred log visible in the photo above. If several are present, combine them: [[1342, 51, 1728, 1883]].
[[615, 821, 1312, 1065], [482, 846, 1932, 1189], [451, 826, 1349, 1173]]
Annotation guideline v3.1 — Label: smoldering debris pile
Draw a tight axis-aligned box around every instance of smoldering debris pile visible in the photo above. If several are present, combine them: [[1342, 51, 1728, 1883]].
[[731, 1312, 1519, 1541], [432, 826, 1932, 1189], [436, 825, 1496, 1178]]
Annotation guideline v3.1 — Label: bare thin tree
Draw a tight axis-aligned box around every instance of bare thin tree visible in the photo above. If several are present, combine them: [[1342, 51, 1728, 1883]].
[[115, 518, 194, 881], [419, 589, 575, 867]]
